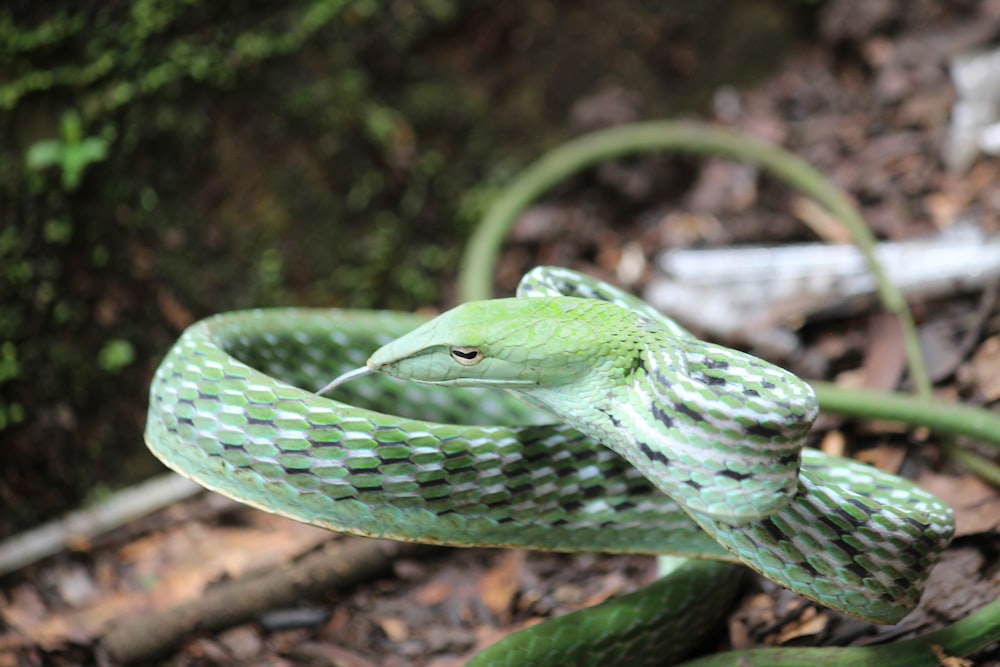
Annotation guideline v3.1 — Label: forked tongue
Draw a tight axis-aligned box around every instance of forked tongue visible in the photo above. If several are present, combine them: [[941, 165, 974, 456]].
[[315, 366, 371, 395]]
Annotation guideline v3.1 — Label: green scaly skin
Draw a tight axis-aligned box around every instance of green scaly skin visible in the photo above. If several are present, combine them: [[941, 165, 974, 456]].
[[365, 269, 952, 625], [146, 268, 967, 665]]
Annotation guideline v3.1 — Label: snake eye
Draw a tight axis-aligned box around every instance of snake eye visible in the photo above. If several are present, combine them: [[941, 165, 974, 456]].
[[450, 346, 483, 366]]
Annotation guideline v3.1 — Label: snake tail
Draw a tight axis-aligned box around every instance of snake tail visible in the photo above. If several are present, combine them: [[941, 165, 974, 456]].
[[467, 558, 744, 667]]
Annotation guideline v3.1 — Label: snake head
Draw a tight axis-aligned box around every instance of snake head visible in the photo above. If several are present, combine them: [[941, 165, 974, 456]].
[[367, 297, 638, 388]]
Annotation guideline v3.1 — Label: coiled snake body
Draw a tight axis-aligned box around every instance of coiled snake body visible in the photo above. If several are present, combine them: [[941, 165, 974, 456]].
[[146, 266, 954, 665]]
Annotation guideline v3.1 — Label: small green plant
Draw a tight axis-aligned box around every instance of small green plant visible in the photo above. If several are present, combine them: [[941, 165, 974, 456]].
[[26, 110, 109, 191], [97, 339, 135, 373]]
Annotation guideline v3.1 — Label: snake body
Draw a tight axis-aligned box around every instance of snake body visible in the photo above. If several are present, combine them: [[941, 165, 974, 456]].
[[146, 267, 954, 663]]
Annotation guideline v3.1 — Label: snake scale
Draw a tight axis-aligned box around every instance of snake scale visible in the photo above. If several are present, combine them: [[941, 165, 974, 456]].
[[146, 265, 956, 665]]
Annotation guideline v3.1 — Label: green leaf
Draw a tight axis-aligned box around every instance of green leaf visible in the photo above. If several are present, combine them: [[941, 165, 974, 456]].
[[98, 339, 136, 373], [25, 140, 62, 170]]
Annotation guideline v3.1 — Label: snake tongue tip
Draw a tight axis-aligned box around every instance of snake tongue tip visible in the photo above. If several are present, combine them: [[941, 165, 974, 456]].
[[315, 366, 371, 395]]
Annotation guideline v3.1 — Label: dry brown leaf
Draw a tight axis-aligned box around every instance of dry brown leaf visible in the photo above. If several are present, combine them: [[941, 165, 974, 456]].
[[478, 551, 524, 622], [854, 444, 905, 473], [971, 336, 1000, 401], [0, 642, 20, 667], [579, 570, 630, 608], [918, 471, 1000, 536], [0, 585, 47, 629], [1, 580, 137, 647], [375, 616, 409, 642], [5, 588, 144, 647], [120, 519, 331, 609], [862, 312, 906, 392], [924, 192, 965, 230], [775, 606, 828, 644], [412, 580, 454, 606], [919, 322, 965, 383], [819, 430, 846, 458], [217, 625, 263, 661]]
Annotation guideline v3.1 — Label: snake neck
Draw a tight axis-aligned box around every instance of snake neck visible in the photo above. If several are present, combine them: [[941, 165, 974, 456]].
[[513, 324, 818, 524]]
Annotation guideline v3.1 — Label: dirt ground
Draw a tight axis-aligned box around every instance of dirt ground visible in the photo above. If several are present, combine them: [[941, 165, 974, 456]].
[[4, 1, 1000, 665]]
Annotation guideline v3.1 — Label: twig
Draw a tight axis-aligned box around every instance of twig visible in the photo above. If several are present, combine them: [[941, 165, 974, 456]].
[[99, 537, 443, 665], [943, 443, 1000, 487], [0, 472, 202, 576], [809, 382, 1000, 449]]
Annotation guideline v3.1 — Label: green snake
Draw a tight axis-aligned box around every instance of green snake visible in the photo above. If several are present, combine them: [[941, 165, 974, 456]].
[[144, 121, 1000, 664], [146, 265, 965, 665]]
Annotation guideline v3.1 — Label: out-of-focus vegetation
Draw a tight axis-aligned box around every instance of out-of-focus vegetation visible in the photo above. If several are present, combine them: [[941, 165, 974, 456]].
[[0, 0, 800, 534]]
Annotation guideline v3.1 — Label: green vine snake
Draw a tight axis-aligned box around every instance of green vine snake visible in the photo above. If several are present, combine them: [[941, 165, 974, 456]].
[[145, 122, 1000, 665]]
